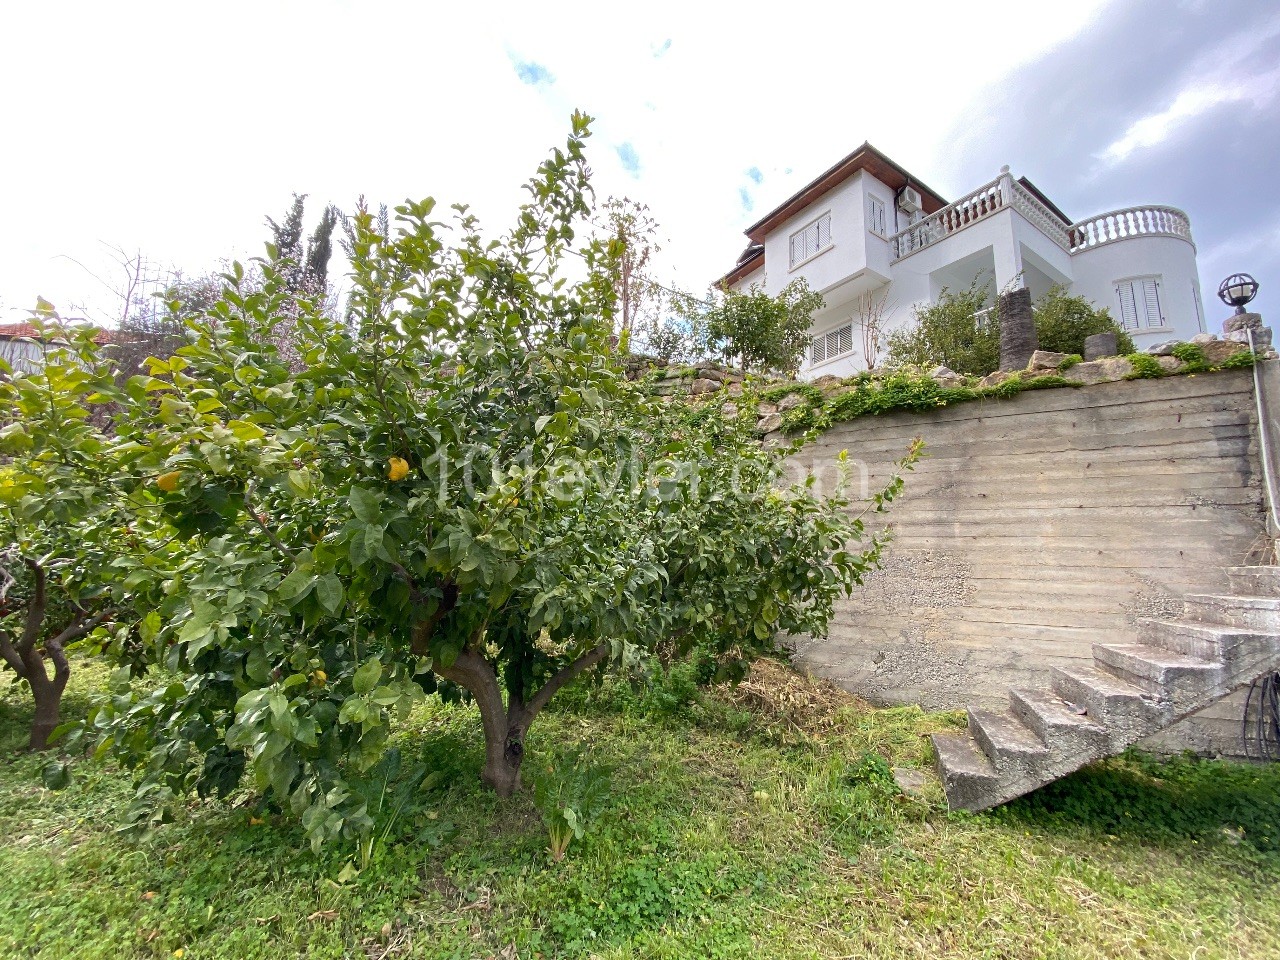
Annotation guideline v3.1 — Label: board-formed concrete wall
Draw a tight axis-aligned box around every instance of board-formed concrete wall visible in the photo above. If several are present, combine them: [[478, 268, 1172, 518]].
[[785, 367, 1273, 755]]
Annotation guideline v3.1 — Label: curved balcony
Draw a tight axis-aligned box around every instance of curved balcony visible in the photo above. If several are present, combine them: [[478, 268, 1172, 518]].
[[1067, 206, 1194, 254]]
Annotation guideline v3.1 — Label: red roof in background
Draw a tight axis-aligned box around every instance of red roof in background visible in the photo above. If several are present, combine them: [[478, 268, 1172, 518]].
[[0, 322, 117, 345]]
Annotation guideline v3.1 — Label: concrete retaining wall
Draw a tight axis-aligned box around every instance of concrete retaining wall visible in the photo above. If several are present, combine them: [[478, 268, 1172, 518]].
[[786, 366, 1274, 756]]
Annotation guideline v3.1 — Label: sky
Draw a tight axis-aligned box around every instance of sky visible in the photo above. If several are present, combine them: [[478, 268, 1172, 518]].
[[1, 0, 1276, 327]]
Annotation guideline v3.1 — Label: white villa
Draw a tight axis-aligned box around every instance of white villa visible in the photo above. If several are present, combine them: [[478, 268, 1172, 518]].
[[718, 143, 1206, 378]]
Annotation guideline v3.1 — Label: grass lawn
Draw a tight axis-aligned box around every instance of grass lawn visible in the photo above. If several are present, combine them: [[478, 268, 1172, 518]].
[[2, 658, 1278, 960]]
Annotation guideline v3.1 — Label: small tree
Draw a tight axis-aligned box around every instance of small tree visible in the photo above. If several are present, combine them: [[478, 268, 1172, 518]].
[[853, 287, 891, 371], [78, 117, 913, 850], [0, 309, 144, 750], [594, 197, 661, 347], [706, 279, 824, 375], [1034, 286, 1133, 356]]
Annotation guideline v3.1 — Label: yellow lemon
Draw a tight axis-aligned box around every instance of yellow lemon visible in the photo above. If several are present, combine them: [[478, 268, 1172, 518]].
[[387, 457, 410, 482], [311, 669, 328, 687], [156, 470, 182, 493]]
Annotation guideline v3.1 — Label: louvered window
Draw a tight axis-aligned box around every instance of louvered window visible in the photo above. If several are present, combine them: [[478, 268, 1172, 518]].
[[811, 323, 854, 365], [1115, 276, 1165, 330], [789, 213, 832, 268], [867, 195, 887, 237]]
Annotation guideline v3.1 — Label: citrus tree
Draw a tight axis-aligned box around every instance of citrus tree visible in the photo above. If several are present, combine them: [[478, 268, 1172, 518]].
[[705, 280, 824, 375], [81, 115, 913, 850], [0, 310, 152, 750]]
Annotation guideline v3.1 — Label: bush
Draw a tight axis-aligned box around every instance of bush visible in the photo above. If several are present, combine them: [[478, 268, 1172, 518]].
[[885, 284, 1132, 377], [884, 281, 998, 377], [1034, 287, 1133, 356]]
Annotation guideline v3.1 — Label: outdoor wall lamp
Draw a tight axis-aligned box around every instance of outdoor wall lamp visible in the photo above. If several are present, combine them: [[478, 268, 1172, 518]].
[[1218, 273, 1260, 314]]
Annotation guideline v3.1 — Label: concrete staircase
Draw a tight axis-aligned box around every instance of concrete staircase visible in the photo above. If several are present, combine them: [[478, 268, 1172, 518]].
[[932, 565, 1280, 811]]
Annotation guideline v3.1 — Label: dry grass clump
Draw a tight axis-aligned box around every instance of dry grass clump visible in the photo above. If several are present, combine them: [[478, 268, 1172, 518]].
[[716, 657, 867, 737]]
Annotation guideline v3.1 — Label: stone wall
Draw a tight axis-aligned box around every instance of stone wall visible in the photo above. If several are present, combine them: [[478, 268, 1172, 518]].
[[784, 366, 1274, 756]]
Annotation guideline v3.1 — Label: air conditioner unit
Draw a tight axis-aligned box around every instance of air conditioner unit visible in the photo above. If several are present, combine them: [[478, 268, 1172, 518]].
[[898, 186, 923, 214]]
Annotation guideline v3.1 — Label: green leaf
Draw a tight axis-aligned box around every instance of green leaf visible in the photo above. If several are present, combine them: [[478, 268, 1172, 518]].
[[277, 567, 316, 603], [349, 486, 382, 523], [352, 658, 382, 694], [315, 573, 344, 614], [42, 760, 71, 790], [227, 419, 266, 442]]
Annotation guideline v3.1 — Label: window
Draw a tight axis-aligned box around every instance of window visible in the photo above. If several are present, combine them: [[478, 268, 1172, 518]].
[[1115, 276, 1165, 331], [789, 213, 832, 268], [867, 195, 887, 237], [811, 323, 854, 365]]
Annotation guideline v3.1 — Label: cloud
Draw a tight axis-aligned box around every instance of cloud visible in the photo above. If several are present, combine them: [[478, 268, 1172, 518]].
[[616, 142, 641, 176], [738, 187, 753, 213], [746, 166, 763, 185], [937, 0, 1280, 318], [511, 57, 554, 86]]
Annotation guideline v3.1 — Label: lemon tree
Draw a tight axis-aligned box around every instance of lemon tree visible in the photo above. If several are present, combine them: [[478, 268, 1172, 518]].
[[79, 116, 912, 850], [0, 310, 165, 750]]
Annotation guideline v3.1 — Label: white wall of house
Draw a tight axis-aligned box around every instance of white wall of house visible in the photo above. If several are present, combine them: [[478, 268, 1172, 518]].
[[1071, 234, 1206, 346]]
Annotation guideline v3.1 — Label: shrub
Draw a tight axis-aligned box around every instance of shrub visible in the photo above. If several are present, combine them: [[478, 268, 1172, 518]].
[[1034, 286, 1133, 356], [884, 281, 998, 377], [1125, 352, 1165, 379], [885, 284, 1132, 377]]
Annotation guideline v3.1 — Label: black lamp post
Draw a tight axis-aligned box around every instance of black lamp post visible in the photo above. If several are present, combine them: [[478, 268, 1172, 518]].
[[1218, 273, 1260, 315]]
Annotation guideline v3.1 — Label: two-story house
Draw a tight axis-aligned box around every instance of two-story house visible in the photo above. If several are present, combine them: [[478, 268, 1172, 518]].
[[718, 143, 1206, 378]]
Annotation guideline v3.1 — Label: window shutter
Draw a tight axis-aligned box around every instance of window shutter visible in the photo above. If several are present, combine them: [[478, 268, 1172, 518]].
[[790, 234, 802, 268], [836, 324, 853, 356], [869, 197, 885, 236], [818, 214, 831, 249], [1116, 281, 1139, 331], [1141, 279, 1163, 327], [812, 336, 826, 364]]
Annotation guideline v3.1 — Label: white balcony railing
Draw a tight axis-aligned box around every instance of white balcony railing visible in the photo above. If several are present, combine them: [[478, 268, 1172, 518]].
[[889, 166, 1195, 262], [890, 175, 1006, 261], [1067, 206, 1194, 253]]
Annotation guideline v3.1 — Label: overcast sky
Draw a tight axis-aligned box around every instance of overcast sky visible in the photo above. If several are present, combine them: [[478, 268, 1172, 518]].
[[2, 0, 1275, 326]]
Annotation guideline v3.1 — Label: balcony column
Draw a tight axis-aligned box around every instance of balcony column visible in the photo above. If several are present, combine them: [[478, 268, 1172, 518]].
[[993, 167, 1025, 293]]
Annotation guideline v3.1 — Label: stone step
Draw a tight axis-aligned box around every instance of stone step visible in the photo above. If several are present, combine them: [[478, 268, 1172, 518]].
[[1227, 565, 1280, 597], [1092, 642, 1223, 703], [1182, 593, 1280, 632], [1009, 687, 1110, 755], [931, 733, 998, 812], [967, 708, 1049, 771], [1137, 618, 1279, 665], [1050, 663, 1168, 735]]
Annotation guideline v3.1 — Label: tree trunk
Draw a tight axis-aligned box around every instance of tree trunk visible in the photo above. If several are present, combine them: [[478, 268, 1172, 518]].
[[28, 677, 63, 751], [480, 714, 528, 797], [422, 631, 611, 797], [21, 643, 68, 752]]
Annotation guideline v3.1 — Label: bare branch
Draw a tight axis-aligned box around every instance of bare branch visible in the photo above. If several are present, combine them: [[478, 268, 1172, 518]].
[[525, 642, 610, 718]]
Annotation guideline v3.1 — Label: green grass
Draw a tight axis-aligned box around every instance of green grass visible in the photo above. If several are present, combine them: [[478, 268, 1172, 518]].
[[2, 660, 1279, 959]]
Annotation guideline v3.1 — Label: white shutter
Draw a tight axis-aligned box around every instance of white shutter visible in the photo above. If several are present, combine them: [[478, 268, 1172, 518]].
[[817, 214, 831, 250], [1116, 281, 1139, 331], [836, 324, 853, 356], [868, 197, 885, 236], [812, 335, 826, 364], [790, 234, 802, 268], [1141, 278, 1163, 327]]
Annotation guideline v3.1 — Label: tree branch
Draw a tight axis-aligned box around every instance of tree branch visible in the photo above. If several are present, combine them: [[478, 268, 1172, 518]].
[[18, 558, 47, 655], [525, 642, 611, 718], [0, 627, 25, 676], [243, 488, 296, 563]]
